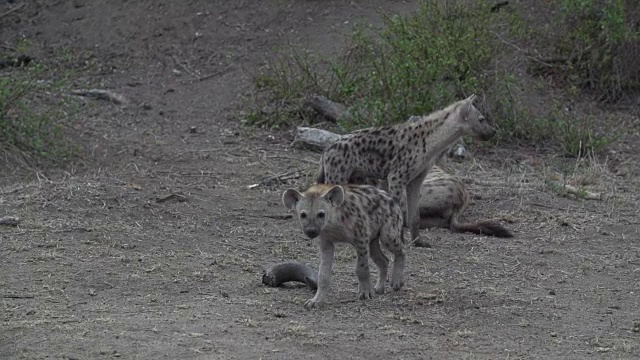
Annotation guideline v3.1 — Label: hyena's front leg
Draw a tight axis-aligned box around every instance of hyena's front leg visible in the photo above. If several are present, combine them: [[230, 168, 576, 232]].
[[406, 169, 430, 247], [354, 240, 373, 300], [305, 238, 335, 309], [368, 238, 389, 294], [387, 172, 408, 227]]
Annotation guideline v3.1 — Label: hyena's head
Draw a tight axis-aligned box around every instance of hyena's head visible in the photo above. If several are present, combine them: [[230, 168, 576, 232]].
[[456, 94, 496, 141], [282, 185, 345, 239]]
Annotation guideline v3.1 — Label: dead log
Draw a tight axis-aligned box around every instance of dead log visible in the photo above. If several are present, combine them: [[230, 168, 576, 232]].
[[304, 95, 352, 123], [290, 127, 342, 152]]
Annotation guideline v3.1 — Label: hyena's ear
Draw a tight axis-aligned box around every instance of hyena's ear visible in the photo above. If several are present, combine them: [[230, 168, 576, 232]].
[[282, 189, 303, 210], [459, 94, 477, 119], [323, 185, 345, 207]]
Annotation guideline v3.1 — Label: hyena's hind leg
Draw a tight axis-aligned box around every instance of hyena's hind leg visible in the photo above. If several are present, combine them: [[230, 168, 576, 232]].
[[368, 237, 389, 294], [379, 224, 406, 291]]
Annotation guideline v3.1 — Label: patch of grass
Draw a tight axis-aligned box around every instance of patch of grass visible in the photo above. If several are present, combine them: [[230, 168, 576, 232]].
[[489, 75, 613, 157], [0, 61, 80, 164], [551, 0, 640, 102]]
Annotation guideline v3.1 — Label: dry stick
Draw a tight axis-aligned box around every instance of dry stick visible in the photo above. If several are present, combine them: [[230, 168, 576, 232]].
[[546, 180, 601, 200], [172, 55, 199, 79], [71, 89, 128, 105], [266, 154, 318, 165], [247, 169, 301, 189], [0, 3, 25, 19]]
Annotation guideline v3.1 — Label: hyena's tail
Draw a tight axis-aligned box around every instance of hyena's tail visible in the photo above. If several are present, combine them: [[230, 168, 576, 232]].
[[450, 218, 513, 238], [316, 156, 326, 184]]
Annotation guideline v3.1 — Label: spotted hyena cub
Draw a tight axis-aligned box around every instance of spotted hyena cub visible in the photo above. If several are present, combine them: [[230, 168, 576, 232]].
[[282, 184, 406, 309], [317, 94, 496, 247]]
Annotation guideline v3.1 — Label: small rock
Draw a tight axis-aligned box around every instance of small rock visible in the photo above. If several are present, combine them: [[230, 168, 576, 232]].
[[142, 102, 152, 110], [190, 126, 197, 134], [550, 332, 557, 337], [548, 289, 556, 295], [26, 309, 36, 315]]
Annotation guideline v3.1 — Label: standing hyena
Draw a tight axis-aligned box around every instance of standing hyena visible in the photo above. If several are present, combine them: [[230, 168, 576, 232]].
[[316, 94, 496, 248], [282, 184, 406, 309]]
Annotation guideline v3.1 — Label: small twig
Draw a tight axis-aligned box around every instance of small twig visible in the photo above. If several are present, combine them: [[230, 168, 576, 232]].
[[247, 170, 301, 189], [267, 155, 318, 165], [528, 202, 568, 211], [0, 3, 25, 19], [197, 65, 233, 81], [71, 89, 128, 105], [172, 55, 199, 80], [156, 194, 188, 204], [244, 213, 293, 220], [546, 180, 601, 200], [3, 294, 34, 299]]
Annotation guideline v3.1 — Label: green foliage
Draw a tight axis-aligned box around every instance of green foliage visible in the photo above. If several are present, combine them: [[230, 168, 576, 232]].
[[553, 0, 640, 101], [489, 75, 612, 157], [250, 0, 514, 129], [0, 63, 78, 162], [248, 0, 616, 157]]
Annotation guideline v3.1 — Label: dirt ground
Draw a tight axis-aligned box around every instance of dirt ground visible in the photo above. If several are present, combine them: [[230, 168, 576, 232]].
[[2, 1, 640, 359]]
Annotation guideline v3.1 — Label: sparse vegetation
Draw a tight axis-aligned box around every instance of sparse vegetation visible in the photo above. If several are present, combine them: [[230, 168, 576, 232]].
[[548, 0, 640, 102], [0, 60, 79, 164], [248, 0, 631, 157]]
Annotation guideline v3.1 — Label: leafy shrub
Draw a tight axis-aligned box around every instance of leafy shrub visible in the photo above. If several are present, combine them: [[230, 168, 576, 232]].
[[0, 64, 78, 163], [250, 0, 515, 129], [549, 0, 640, 101]]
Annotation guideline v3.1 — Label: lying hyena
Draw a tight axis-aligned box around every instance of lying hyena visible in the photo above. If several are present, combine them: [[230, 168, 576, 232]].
[[283, 184, 406, 309], [317, 95, 496, 247], [416, 165, 513, 237]]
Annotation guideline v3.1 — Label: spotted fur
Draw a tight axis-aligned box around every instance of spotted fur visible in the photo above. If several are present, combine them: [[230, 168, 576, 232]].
[[417, 165, 513, 237], [282, 184, 406, 309], [316, 95, 496, 247]]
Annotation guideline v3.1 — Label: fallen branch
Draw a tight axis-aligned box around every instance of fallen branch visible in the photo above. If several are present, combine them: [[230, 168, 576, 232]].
[[0, 216, 19, 226], [0, 3, 25, 19], [71, 89, 128, 105], [304, 95, 352, 123], [290, 127, 342, 152], [247, 170, 301, 189], [2, 294, 34, 299], [156, 194, 189, 203], [545, 180, 601, 200]]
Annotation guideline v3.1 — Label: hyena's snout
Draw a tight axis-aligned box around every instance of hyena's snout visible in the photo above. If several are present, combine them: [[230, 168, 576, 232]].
[[303, 226, 321, 239]]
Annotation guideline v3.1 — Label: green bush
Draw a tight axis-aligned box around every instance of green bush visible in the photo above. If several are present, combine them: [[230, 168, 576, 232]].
[[0, 64, 78, 163], [250, 0, 514, 129], [551, 0, 640, 101], [249, 0, 615, 157]]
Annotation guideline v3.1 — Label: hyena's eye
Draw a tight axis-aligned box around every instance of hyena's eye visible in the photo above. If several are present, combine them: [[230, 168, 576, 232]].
[[300, 211, 307, 219], [317, 211, 326, 219]]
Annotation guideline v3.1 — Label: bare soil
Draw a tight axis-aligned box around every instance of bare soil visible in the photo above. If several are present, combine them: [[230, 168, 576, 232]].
[[2, 1, 640, 359]]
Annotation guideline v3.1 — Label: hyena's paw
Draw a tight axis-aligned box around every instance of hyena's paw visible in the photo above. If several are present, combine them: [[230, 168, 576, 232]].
[[374, 282, 385, 295], [391, 275, 405, 291], [358, 284, 374, 300], [304, 297, 323, 309]]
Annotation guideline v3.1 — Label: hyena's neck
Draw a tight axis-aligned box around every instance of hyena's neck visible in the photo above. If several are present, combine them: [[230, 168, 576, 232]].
[[415, 115, 465, 162]]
